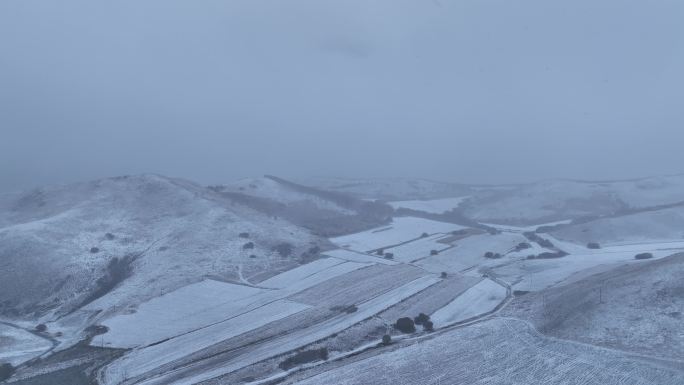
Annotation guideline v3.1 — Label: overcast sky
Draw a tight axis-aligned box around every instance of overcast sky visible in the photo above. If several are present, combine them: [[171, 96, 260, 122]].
[[1, 0, 683, 191]]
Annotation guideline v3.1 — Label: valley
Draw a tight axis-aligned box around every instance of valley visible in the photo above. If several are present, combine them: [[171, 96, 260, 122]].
[[2, 174, 684, 384]]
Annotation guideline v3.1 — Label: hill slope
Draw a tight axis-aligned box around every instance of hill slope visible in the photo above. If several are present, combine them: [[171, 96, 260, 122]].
[[506, 252, 684, 358], [0, 175, 323, 321]]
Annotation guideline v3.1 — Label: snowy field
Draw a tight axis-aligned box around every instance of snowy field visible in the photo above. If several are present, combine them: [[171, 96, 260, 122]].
[[98, 259, 371, 349], [102, 299, 310, 383], [382, 234, 452, 263], [430, 279, 506, 327], [415, 232, 551, 274], [322, 249, 399, 265], [331, 217, 466, 252], [0, 324, 52, 366], [259, 259, 371, 291], [497, 246, 684, 292], [289, 318, 684, 385], [258, 258, 345, 288], [97, 280, 268, 348], [388, 196, 470, 214], [128, 276, 442, 385], [483, 219, 573, 233]]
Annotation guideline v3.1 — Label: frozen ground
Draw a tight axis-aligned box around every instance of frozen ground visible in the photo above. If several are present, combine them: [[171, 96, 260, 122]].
[[6, 174, 684, 385], [95, 280, 267, 348], [331, 217, 466, 252], [382, 234, 453, 263], [495, 242, 684, 292], [506, 253, 684, 359], [430, 278, 507, 327], [258, 259, 370, 290], [102, 299, 309, 383], [415, 232, 551, 275], [0, 323, 52, 366], [388, 196, 470, 214], [97, 259, 371, 348], [288, 318, 684, 385], [125, 276, 441, 385]]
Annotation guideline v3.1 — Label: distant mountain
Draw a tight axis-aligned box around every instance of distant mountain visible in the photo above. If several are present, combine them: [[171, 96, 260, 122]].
[[210, 175, 393, 237]]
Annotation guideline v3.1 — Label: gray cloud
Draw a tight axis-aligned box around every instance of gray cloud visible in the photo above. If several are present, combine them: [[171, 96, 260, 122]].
[[1, 0, 683, 191]]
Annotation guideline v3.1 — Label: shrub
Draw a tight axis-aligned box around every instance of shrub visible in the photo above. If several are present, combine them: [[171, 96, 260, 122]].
[[414, 313, 430, 325], [105, 233, 115, 240], [514, 242, 531, 251], [331, 305, 357, 314], [35, 324, 47, 332], [430, 250, 439, 256], [421, 232, 429, 238], [423, 320, 434, 332], [484, 252, 502, 259], [90, 247, 100, 253], [249, 254, 257, 259], [0, 363, 14, 382], [538, 239, 554, 248], [394, 317, 416, 333], [382, 334, 392, 345], [587, 242, 601, 249], [384, 253, 394, 260], [635, 252, 653, 260], [535, 251, 568, 259], [278, 348, 329, 370], [440, 271, 448, 278], [243, 242, 255, 250], [273, 243, 294, 257], [239, 232, 250, 238]]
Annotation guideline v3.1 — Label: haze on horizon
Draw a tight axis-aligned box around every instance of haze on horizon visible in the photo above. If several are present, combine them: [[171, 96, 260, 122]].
[[1, 0, 683, 192]]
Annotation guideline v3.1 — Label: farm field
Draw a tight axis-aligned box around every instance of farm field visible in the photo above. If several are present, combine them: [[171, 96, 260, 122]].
[[101, 299, 310, 383], [288, 318, 684, 385], [6, 175, 684, 385], [0, 323, 52, 366], [430, 278, 507, 327], [322, 249, 399, 265], [415, 232, 551, 274], [331, 217, 466, 252], [381, 234, 453, 263], [129, 276, 442, 385], [96, 280, 267, 348], [494, 245, 684, 292]]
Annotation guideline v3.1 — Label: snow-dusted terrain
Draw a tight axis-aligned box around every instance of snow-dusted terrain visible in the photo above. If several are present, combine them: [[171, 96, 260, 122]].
[[0, 324, 52, 366], [3, 173, 684, 385], [430, 278, 507, 327], [331, 217, 466, 252], [287, 318, 684, 385]]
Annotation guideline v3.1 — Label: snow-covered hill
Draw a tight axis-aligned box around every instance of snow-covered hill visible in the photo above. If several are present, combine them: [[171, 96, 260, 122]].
[[210, 175, 393, 237], [298, 177, 473, 201], [506, 252, 684, 359], [0, 174, 323, 322]]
